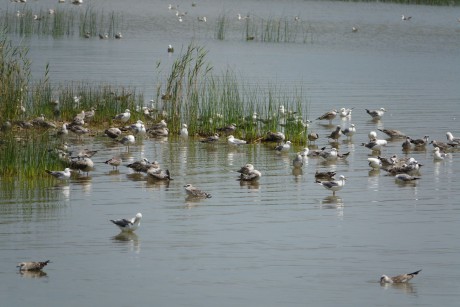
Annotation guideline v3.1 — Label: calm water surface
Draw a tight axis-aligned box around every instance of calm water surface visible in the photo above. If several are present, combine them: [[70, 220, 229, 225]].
[[1, 0, 460, 306]]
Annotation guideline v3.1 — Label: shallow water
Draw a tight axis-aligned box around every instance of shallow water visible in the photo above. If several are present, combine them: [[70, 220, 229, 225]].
[[1, 0, 460, 306]]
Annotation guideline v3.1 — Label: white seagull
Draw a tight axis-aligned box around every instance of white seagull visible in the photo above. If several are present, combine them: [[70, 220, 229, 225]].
[[367, 158, 382, 170], [365, 108, 386, 120], [110, 213, 142, 232], [433, 147, 447, 161], [227, 135, 247, 145], [446, 132, 460, 144], [380, 270, 421, 284], [113, 109, 131, 123], [45, 168, 71, 180], [316, 175, 346, 196], [274, 141, 292, 153], [339, 107, 353, 117], [395, 173, 420, 183], [342, 124, 356, 139], [180, 124, 189, 137]]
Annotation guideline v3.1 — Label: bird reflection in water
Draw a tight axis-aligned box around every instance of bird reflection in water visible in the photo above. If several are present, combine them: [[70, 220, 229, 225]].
[[321, 195, 344, 208], [239, 180, 260, 190], [18, 270, 48, 278], [380, 281, 417, 295], [112, 232, 140, 253]]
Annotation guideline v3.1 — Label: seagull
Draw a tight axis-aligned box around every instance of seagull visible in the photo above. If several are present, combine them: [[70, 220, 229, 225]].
[[105, 127, 122, 139], [113, 109, 131, 123], [119, 135, 135, 150], [380, 270, 421, 284], [327, 126, 342, 141], [265, 131, 286, 142], [237, 163, 254, 175], [200, 133, 219, 143], [368, 130, 377, 140], [17, 260, 50, 271], [197, 16, 207, 22], [105, 157, 122, 170], [433, 147, 447, 161], [365, 108, 386, 120], [127, 158, 157, 173], [237, 13, 249, 20], [238, 169, 262, 181], [316, 109, 338, 125], [147, 168, 172, 180], [342, 124, 356, 139], [401, 14, 412, 21], [319, 148, 338, 161], [378, 128, 406, 138], [227, 135, 247, 145], [180, 124, 189, 137], [362, 140, 387, 152], [274, 141, 292, 153], [115, 32, 123, 39], [316, 175, 346, 196], [293, 153, 304, 168], [352, 26, 358, 32], [70, 157, 94, 176], [367, 158, 382, 170], [184, 184, 212, 198], [76, 149, 98, 158], [307, 132, 319, 143], [395, 173, 420, 183], [402, 136, 412, 150], [217, 123, 237, 134], [410, 135, 429, 147], [167, 44, 174, 53], [446, 132, 460, 144], [57, 123, 69, 136], [339, 107, 353, 117], [45, 168, 71, 180], [110, 213, 142, 232]]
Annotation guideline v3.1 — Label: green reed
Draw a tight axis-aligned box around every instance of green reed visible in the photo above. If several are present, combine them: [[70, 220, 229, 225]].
[[0, 7, 122, 38], [215, 14, 227, 40]]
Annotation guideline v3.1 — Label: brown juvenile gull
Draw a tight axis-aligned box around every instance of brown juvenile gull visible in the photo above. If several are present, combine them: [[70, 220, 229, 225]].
[[17, 260, 50, 271], [380, 270, 421, 284], [105, 157, 122, 170], [184, 184, 212, 198], [327, 126, 342, 141], [378, 128, 406, 138], [316, 109, 337, 125], [110, 213, 142, 232], [307, 132, 319, 143]]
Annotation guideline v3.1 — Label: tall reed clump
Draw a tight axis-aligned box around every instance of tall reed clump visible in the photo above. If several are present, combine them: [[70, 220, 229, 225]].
[[0, 30, 30, 122], [215, 14, 227, 40], [157, 42, 309, 143]]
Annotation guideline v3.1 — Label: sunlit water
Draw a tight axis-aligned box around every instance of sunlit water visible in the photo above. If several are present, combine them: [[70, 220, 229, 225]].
[[1, 0, 460, 306]]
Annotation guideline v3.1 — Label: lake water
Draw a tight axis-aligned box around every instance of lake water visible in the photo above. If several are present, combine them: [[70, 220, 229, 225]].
[[1, 0, 460, 306]]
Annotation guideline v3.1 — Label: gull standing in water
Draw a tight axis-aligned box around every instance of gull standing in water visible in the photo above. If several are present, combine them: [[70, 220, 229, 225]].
[[446, 132, 460, 144], [339, 107, 353, 118], [433, 147, 447, 161], [365, 108, 386, 120], [379, 128, 406, 138], [327, 126, 342, 142], [380, 270, 421, 284], [110, 213, 142, 232], [119, 135, 135, 151], [45, 168, 72, 180], [293, 153, 304, 168], [105, 157, 122, 170], [342, 124, 356, 139], [180, 124, 189, 138], [275, 141, 292, 153], [184, 184, 212, 198], [316, 109, 338, 125], [316, 175, 346, 196]]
